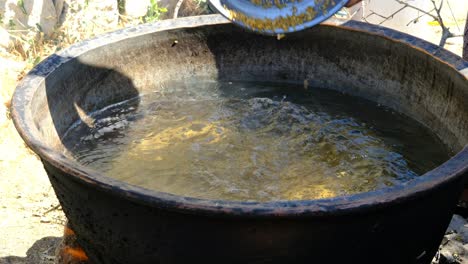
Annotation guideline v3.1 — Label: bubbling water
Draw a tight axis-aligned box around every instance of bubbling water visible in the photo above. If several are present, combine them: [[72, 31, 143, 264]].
[[63, 80, 451, 202]]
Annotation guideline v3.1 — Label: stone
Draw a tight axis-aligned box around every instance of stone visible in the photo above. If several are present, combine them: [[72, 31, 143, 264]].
[[459, 225, 468, 244], [447, 215, 467, 234], [433, 216, 468, 264], [26, 0, 58, 35], [53, 0, 65, 20], [437, 239, 467, 264], [447, 215, 468, 244], [125, 0, 151, 18], [1, 0, 60, 36], [347, 1, 364, 21], [2, 0, 29, 30]]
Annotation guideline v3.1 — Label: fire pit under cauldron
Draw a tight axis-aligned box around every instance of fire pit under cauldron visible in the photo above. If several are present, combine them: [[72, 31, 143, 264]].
[[11, 15, 468, 264]]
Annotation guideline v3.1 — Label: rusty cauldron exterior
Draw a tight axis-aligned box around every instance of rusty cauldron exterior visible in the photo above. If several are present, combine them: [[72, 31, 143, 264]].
[[11, 15, 468, 264]]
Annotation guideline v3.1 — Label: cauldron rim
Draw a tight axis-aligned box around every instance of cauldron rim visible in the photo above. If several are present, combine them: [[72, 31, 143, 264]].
[[11, 15, 468, 218]]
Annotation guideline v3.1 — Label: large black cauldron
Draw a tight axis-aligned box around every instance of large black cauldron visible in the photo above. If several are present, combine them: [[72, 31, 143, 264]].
[[11, 15, 468, 264]]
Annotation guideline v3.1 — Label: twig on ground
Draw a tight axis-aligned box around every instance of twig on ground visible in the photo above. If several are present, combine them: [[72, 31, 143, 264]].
[[43, 204, 61, 216]]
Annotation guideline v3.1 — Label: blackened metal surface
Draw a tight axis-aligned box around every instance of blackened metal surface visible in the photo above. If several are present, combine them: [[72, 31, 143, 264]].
[[11, 15, 468, 263], [44, 160, 464, 264]]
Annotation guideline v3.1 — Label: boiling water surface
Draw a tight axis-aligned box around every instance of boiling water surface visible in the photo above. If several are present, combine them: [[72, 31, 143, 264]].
[[63, 80, 451, 202]]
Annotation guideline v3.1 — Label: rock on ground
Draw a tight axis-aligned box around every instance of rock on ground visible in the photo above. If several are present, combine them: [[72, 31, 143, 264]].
[[447, 215, 468, 246], [53, 0, 64, 20], [0, 0, 64, 36], [124, 0, 150, 18], [433, 215, 468, 264], [24, 0, 59, 35]]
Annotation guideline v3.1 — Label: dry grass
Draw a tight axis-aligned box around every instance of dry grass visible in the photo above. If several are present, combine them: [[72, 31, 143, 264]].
[[5, 2, 121, 82], [2, 0, 208, 82]]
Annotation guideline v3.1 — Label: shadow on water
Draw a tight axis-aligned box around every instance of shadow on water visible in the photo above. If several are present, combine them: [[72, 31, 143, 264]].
[[25, 54, 140, 152], [0, 236, 61, 264]]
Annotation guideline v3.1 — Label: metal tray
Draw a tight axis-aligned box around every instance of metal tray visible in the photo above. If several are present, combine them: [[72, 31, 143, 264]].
[[209, 0, 350, 34]]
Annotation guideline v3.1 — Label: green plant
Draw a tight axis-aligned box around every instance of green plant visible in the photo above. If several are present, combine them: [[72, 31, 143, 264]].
[[8, 19, 15, 29], [117, 0, 125, 15], [17, 0, 27, 15], [194, 0, 211, 13], [35, 23, 43, 32], [144, 0, 168, 23]]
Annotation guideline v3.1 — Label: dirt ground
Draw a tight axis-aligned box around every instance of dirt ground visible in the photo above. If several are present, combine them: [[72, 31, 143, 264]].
[[0, 56, 66, 264], [0, 8, 466, 264]]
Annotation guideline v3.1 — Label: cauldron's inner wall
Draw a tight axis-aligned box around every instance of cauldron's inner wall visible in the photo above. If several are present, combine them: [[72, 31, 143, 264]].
[[32, 24, 468, 153], [31, 58, 140, 149]]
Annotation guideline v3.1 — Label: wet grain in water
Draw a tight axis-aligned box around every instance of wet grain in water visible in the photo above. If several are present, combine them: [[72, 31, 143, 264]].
[[63, 80, 451, 202]]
